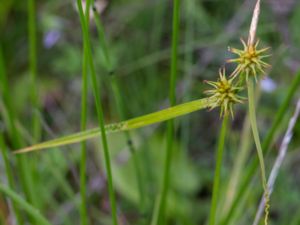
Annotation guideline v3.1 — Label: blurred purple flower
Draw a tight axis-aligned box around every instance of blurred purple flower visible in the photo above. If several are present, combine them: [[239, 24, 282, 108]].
[[43, 30, 61, 49], [260, 77, 277, 93]]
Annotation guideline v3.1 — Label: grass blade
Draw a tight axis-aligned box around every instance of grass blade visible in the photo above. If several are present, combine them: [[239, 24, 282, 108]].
[[0, 184, 51, 225], [15, 98, 213, 154]]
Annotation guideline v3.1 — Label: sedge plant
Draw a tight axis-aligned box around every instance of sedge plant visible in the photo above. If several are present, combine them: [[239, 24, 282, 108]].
[[207, 1, 272, 224], [226, 0, 271, 224], [12, 2, 286, 225]]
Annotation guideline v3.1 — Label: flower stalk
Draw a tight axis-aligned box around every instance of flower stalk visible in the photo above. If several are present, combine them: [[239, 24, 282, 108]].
[[208, 115, 229, 225]]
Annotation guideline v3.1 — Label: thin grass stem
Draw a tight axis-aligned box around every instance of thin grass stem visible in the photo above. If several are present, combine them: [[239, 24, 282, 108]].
[[253, 99, 300, 225], [153, 0, 180, 224], [27, 0, 41, 214], [221, 70, 300, 225], [80, 45, 89, 225], [76, 1, 118, 224], [0, 46, 23, 225], [28, 0, 41, 140], [79, 1, 91, 224], [221, 115, 251, 216], [209, 116, 229, 225], [93, 7, 145, 211], [247, 79, 267, 187], [181, 0, 195, 151], [248, 79, 269, 225], [0, 136, 23, 225]]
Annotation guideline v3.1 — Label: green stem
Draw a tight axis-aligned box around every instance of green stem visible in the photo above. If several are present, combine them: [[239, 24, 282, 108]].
[[181, 0, 195, 150], [0, 136, 23, 225], [93, 8, 145, 211], [209, 116, 228, 225], [222, 115, 251, 216], [111, 78, 146, 210], [27, 0, 41, 213], [2, 40, 38, 224], [79, 46, 89, 225], [0, 184, 51, 225], [247, 79, 267, 188], [79, 1, 91, 224], [76, 1, 118, 224], [169, 0, 180, 107], [28, 0, 40, 140], [248, 79, 270, 225], [221, 70, 300, 225], [154, 0, 180, 224], [0, 46, 23, 225]]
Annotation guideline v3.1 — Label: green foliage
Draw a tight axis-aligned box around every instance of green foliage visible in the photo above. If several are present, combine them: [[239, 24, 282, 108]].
[[1, 1, 300, 225]]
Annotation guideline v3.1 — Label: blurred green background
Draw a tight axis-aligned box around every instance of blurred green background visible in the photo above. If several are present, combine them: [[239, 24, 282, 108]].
[[1, 0, 300, 224]]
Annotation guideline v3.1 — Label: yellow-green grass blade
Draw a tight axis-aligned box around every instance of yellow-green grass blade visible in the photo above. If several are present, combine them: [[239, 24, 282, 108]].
[[15, 97, 213, 154]]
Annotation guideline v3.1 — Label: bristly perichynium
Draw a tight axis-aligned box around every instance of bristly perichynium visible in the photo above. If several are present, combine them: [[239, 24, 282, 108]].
[[227, 38, 271, 82], [205, 68, 245, 118]]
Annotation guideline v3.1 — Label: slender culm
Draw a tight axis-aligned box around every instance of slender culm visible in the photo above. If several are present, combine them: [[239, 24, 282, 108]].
[[76, 0, 118, 224], [79, 1, 91, 224], [152, 0, 181, 224], [93, 7, 145, 212], [0, 46, 23, 225], [209, 116, 228, 225]]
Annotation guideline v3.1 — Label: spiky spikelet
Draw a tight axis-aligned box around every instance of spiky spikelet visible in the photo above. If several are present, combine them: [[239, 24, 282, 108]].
[[227, 39, 271, 82], [205, 68, 245, 118]]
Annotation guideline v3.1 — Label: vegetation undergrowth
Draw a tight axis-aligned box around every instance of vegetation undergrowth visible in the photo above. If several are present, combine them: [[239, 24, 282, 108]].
[[1, 0, 300, 224]]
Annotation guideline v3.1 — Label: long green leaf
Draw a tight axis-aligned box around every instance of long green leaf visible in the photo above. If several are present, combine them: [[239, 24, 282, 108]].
[[15, 98, 213, 154], [0, 184, 51, 225]]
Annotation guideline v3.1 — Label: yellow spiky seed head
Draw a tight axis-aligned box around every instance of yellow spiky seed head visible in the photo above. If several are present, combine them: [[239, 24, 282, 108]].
[[205, 68, 245, 118], [227, 38, 271, 82]]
